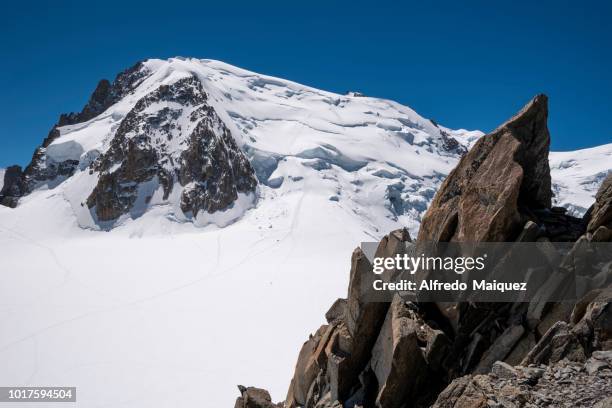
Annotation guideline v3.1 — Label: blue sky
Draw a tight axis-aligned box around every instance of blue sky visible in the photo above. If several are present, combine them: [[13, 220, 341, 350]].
[[1, 0, 610, 167]]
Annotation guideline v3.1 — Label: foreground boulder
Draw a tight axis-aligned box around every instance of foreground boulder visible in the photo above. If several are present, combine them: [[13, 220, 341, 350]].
[[234, 386, 282, 408], [371, 296, 448, 407]]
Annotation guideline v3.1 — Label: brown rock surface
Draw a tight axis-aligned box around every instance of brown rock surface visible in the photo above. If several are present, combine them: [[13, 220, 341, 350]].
[[370, 296, 427, 407], [587, 174, 612, 233], [433, 359, 612, 408], [285, 325, 328, 407], [234, 385, 282, 408], [418, 94, 551, 243]]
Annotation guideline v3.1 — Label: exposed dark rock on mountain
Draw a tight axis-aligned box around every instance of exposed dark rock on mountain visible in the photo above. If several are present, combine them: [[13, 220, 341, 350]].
[[6, 62, 151, 201], [236, 96, 612, 407], [26, 62, 150, 194], [3, 63, 258, 222], [439, 129, 466, 156], [177, 107, 257, 218], [59, 61, 148, 127], [0, 165, 25, 207], [86, 75, 257, 222]]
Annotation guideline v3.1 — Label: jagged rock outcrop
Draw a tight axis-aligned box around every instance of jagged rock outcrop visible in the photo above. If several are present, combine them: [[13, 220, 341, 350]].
[[371, 297, 426, 407], [412, 96, 576, 379], [425, 112, 612, 405], [283, 229, 413, 408], [370, 296, 449, 407], [59, 62, 148, 126], [413, 96, 607, 379], [21, 62, 150, 195], [1, 61, 258, 220], [243, 95, 611, 408], [418, 94, 551, 243], [86, 75, 257, 222], [0, 165, 25, 208], [280, 228, 453, 408]]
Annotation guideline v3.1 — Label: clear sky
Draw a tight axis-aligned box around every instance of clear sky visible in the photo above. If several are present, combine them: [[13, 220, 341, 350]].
[[1, 0, 610, 167]]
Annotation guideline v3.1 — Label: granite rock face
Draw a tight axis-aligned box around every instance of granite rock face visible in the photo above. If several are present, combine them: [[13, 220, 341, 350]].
[[418, 94, 551, 243], [370, 296, 448, 407], [0, 165, 25, 208], [587, 174, 612, 233]]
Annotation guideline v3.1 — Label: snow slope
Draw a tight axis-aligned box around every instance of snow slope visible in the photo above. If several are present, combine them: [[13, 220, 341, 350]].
[[550, 143, 612, 216], [0, 187, 359, 407], [0, 58, 608, 408]]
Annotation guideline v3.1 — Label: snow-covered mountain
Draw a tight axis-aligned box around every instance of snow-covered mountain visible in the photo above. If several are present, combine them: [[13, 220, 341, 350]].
[[0, 168, 4, 191], [0, 58, 609, 408], [550, 143, 612, 216], [2, 58, 605, 232], [4, 58, 479, 237]]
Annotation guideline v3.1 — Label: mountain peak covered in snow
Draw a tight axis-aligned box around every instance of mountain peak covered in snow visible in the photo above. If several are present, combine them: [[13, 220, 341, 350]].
[[0, 57, 608, 236], [1, 58, 477, 235]]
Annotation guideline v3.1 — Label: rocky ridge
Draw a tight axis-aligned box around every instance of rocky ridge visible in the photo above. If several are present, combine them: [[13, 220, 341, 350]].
[[236, 95, 612, 407], [0, 62, 148, 208], [85, 74, 256, 223], [1, 60, 258, 226], [23, 62, 150, 195]]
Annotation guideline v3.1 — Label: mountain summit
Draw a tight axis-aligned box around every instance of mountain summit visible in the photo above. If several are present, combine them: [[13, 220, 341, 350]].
[[0, 58, 480, 233]]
